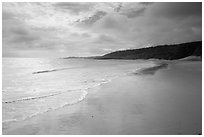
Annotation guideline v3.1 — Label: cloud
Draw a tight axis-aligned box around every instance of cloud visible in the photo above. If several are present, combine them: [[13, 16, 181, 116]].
[[2, 2, 202, 57], [2, 11, 15, 20], [54, 2, 94, 15], [148, 2, 202, 19], [81, 33, 91, 38], [11, 27, 29, 35], [122, 7, 146, 18], [93, 13, 129, 33], [139, 2, 154, 6], [3, 16, 40, 46], [114, 3, 122, 12], [94, 34, 118, 44], [75, 11, 107, 26], [119, 2, 154, 18], [10, 34, 39, 45]]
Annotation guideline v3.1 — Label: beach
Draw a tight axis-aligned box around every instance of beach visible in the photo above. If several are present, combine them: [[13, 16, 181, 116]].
[[2, 2, 202, 135], [3, 60, 202, 135]]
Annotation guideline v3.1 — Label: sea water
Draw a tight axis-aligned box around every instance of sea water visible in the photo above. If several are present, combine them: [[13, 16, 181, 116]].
[[2, 58, 156, 124]]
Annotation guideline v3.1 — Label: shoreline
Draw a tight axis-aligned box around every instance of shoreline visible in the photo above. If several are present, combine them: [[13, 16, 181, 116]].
[[3, 60, 202, 135]]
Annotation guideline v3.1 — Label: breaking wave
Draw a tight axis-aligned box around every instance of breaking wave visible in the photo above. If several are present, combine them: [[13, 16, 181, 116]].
[[32, 67, 80, 74], [2, 78, 112, 124], [3, 92, 63, 104], [3, 90, 88, 124]]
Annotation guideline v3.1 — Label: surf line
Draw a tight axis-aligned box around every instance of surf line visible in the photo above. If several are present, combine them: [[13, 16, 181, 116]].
[[32, 67, 80, 74]]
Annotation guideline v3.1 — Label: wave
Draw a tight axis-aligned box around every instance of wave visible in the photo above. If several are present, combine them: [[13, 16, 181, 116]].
[[3, 74, 117, 124], [33, 69, 58, 74], [2, 92, 61, 104], [3, 78, 111, 104], [2, 119, 18, 124], [3, 90, 88, 124], [32, 67, 80, 74], [134, 63, 168, 75]]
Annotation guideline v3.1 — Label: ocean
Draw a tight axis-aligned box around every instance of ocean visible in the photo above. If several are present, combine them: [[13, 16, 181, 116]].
[[2, 58, 156, 124]]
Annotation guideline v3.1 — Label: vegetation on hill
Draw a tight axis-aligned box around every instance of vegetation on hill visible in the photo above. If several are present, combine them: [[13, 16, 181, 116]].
[[96, 41, 202, 60]]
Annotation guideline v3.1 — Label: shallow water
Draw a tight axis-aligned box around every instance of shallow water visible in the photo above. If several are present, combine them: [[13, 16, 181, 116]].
[[2, 58, 155, 123]]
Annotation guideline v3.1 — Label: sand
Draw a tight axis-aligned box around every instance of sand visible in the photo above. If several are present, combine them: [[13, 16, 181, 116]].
[[3, 61, 202, 135]]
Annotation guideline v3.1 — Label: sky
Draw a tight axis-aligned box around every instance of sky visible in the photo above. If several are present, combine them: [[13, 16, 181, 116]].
[[2, 2, 202, 58]]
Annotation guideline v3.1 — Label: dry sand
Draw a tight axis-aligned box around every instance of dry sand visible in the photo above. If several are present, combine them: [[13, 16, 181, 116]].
[[3, 61, 202, 135]]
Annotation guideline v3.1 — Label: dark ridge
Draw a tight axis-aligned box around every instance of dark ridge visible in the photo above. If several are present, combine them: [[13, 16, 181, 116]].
[[95, 41, 202, 60]]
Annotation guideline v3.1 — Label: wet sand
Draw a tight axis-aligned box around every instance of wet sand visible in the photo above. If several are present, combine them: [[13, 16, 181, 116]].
[[3, 61, 202, 135]]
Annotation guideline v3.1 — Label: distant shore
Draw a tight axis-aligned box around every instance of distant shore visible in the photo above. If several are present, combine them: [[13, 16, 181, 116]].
[[63, 41, 202, 61]]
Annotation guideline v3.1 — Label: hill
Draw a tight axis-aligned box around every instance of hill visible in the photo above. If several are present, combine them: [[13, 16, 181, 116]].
[[95, 41, 202, 60]]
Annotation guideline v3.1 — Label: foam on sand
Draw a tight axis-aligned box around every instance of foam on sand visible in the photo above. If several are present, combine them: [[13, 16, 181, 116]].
[[134, 63, 168, 75]]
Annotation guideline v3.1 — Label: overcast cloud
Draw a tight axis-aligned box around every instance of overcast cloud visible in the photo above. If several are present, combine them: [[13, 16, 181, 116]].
[[2, 2, 202, 57]]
